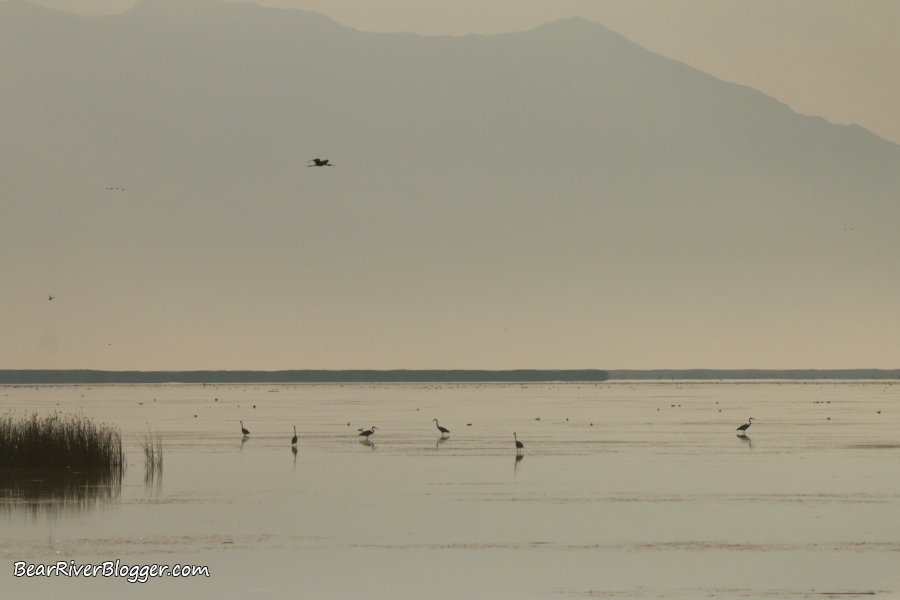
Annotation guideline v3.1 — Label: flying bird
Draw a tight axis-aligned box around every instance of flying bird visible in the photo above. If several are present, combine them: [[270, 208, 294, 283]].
[[48, 295, 54, 301], [308, 159, 334, 167]]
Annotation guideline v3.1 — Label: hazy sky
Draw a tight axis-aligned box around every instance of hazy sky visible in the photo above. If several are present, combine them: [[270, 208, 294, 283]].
[[30, 0, 900, 146], [5, 0, 900, 371]]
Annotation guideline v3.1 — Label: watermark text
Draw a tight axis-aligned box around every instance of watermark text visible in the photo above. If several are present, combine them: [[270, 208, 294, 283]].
[[13, 560, 209, 583]]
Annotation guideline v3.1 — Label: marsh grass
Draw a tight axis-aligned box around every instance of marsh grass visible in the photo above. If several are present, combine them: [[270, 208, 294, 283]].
[[0, 412, 125, 470], [143, 429, 163, 489]]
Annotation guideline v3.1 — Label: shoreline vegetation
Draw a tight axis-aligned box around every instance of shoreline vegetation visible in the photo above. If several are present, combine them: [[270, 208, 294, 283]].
[[1, 369, 899, 384], [143, 429, 163, 490], [0, 413, 125, 470]]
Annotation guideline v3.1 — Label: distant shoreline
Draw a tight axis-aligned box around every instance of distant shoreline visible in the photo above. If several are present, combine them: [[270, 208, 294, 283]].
[[0, 370, 609, 384], [608, 369, 900, 380], [1, 369, 899, 384]]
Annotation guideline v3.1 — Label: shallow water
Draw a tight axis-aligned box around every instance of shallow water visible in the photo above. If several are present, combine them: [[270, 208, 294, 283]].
[[1, 381, 899, 599]]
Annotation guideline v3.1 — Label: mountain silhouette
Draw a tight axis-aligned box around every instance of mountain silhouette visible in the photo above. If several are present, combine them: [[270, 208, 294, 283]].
[[2, 0, 898, 369]]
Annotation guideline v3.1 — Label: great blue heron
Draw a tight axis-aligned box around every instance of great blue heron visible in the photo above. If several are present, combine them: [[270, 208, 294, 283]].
[[359, 426, 377, 440], [291, 426, 298, 446], [737, 418, 754, 434], [514, 432, 524, 454], [240, 421, 250, 436], [433, 419, 449, 436]]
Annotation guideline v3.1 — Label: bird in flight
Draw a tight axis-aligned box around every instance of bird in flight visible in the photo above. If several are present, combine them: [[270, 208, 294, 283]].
[[48, 295, 54, 301], [308, 159, 334, 167]]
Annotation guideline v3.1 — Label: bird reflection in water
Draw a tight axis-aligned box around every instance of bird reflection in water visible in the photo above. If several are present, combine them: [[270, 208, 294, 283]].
[[514, 453, 524, 471], [737, 433, 753, 448], [292, 445, 298, 467], [435, 437, 448, 450]]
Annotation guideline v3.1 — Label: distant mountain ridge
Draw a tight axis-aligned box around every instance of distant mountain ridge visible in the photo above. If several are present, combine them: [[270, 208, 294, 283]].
[[2, 0, 899, 370]]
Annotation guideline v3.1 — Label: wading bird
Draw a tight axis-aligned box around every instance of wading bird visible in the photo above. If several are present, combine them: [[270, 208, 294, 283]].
[[359, 426, 377, 440], [433, 419, 449, 436], [308, 158, 334, 167], [291, 426, 298, 446], [736, 418, 754, 434], [514, 432, 524, 454], [240, 421, 250, 436]]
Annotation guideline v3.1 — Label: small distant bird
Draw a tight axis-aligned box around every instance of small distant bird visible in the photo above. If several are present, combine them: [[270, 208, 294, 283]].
[[359, 426, 377, 440], [535, 417, 540, 421], [291, 426, 298, 446], [514, 432, 524, 453], [48, 295, 54, 301], [736, 418, 754, 434], [308, 158, 334, 167], [433, 419, 449, 436], [240, 421, 250, 436]]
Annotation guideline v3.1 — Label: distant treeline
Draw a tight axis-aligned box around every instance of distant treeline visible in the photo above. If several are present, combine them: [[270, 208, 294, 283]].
[[0, 370, 609, 384], [607, 369, 900, 380]]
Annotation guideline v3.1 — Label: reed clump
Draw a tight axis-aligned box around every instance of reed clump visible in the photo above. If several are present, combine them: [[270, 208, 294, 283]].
[[143, 429, 163, 488], [0, 412, 125, 470]]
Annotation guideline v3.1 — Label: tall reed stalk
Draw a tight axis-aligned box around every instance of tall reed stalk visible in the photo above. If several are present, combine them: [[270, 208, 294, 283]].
[[143, 428, 163, 488]]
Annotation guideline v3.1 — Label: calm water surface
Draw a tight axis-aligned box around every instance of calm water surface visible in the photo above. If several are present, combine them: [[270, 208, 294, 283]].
[[2, 381, 899, 599]]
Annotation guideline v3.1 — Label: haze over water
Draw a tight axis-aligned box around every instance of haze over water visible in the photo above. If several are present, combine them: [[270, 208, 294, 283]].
[[2, 381, 899, 599]]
